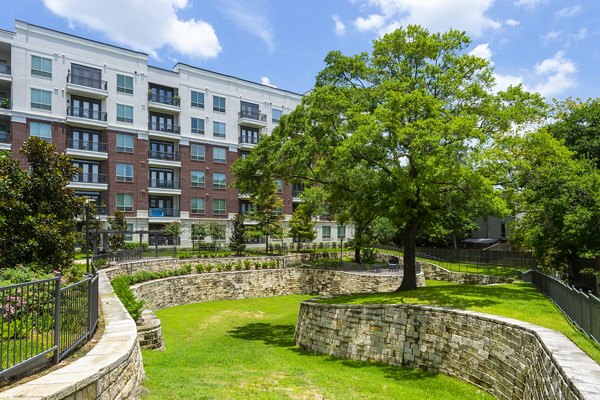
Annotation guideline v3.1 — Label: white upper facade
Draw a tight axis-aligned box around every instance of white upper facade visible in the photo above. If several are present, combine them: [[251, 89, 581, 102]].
[[2, 20, 302, 148]]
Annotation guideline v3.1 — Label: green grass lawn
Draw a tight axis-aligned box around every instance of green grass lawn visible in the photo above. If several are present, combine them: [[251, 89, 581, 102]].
[[142, 295, 493, 400], [321, 281, 600, 363]]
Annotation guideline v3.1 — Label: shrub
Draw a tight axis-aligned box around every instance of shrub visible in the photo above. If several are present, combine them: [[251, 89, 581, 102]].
[[111, 276, 144, 321], [361, 248, 377, 264]]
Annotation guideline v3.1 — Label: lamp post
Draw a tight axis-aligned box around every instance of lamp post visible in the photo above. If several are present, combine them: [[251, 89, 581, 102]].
[[84, 198, 95, 274]]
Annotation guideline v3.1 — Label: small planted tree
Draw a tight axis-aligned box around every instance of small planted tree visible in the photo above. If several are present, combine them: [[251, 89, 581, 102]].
[[207, 221, 226, 249], [108, 210, 127, 252], [191, 222, 207, 250], [163, 221, 184, 245], [229, 213, 246, 255], [288, 205, 316, 251], [246, 181, 284, 254]]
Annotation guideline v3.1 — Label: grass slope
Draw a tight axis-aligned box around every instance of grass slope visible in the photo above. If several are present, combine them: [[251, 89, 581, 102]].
[[142, 295, 493, 399], [321, 281, 600, 363]]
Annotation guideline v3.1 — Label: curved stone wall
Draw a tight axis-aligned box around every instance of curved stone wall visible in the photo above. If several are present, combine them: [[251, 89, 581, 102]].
[[0, 273, 144, 400], [294, 301, 600, 400], [420, 261, 516, 284], [133, 268, 425, 310]]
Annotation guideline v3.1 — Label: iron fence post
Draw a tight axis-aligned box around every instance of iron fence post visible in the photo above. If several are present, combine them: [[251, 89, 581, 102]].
[[53, 273, 61, 364]]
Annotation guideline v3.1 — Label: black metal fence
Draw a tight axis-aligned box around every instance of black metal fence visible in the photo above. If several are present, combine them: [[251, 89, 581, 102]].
[[0, 272, 99, 380], [522, 269, 599, 345]]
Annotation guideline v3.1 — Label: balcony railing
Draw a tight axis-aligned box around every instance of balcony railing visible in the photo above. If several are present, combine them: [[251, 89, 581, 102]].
[[96, 206, 107, 215], [148, 121, 180, 134], [67, 106, 107, 122], [148, 179, 181, 189], [67, 72, 107, 90], [149, 207, 180, 218], [292, 190, 304, 197], [71, 172, 107, 184], [239, 110, 267, 122], [1, 98, 10, 109], [239, 135, 260, 145], [0, 64, 10, 75], [148, 149, 180, 161], [148, 93, 180, 107], [0, 130, 10, 143], [67, 138, 107, 153]]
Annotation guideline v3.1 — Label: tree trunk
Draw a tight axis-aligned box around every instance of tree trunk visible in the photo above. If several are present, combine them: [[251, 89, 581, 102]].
[[354, 225, 363, 264], [453, 234, 457, 250], [265, 235, 269, 255], [397, 218, 418, 291]]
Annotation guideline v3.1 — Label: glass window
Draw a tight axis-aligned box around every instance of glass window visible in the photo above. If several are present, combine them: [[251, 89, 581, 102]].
[[213, 121, 226, 138], [272, 108, 283, 123], [116, 104, 133, 123], [337, 225, 346, 239], [213, 172, 226, 189], [275, 179, 283, 193], [31, 55, 52, 78], [116, 163, 134, 182], [213, 198, 226, 215], [116, 193, 133, 212], [191, 117, 205, 135], [191, 91, 204, 108], [322, 226, 331, 240], [117, 74, 133, 94], [191, 143, 205, 161], [213, 147, 226, 163], [31, 88, 52, 110], [213, 95, 226, 112], [191, 197, 205, 214], [125, 223, 134, 241], [30, 122, 52, 142], [191, 170, 205, 187], [274, 206, 283, 215], [116, 134, 134, 153]]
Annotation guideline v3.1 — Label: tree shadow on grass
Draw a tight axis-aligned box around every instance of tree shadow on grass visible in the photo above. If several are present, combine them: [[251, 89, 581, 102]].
[[227, 323, 296, 347]]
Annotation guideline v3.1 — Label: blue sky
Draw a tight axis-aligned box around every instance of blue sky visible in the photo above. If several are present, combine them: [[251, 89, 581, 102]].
[[1, 0, 598, 99]]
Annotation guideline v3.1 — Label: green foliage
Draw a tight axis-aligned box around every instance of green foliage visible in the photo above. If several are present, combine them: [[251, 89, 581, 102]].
[[288, 205, 316, 250], [0, 138, 84, 272], [163, 221, 184, 240], [207, 222, 226, 242], [229, 213, 246, 255], [124, 242, 148, 250], [0, 264, 50, 286], [111, 276, 144, 321], [240, 181, 283, 254], [108, 210, 127, 252], [191, 223, 207, 242], [361, 248, 377, 264]]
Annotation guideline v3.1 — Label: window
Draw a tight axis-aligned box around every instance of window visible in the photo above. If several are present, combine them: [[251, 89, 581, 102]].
[[213, 121, 226, 138], [116, 193, 133, 212], [213, 95, 226, 112], [31, 88, 52, 110], [213, 199, 226, 215], [213, 172, 226, 189], [31, 55, 52, 78], [116, 134, 134, 153], [191, 171, 205, 187], [30, 122, 52, 142], [116, 104, 133, 123], [272, 108, 283, 123], [191, 91, 204, 108], [125, 223, 134, 241], [322, 226, 331, 240], [275, 179, 283, 193], [116, 163, 134, 182], [191, 143, 205, 161], [274, 206, 283, 216], [191, 117, 205, 135], [191, 198, 205, 214], [337, 225, 346, 239], [213, 147, 226, 163], [117, 74, 133, 94]]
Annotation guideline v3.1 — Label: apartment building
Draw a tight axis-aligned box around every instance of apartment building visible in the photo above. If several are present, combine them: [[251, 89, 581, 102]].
[[0, 20, 352, 245]]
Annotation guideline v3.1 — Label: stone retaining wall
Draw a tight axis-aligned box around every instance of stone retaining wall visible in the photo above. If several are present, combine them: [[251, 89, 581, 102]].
[[133, 268, 425, 310], [137, 310, 165, 351], [0, 273, 145, 400], [295, 301, 600, 400], [420, 261, 516, 284]]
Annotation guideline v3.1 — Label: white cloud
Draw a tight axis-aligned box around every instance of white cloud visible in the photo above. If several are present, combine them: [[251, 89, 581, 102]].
[[261, 76, 277, 87], [493, 73, 524, 92], [216, 1, 275, 53], [541, 30, 563, 44], [505, 19, 520, 26], [514, 0, 544, 9], [469, 43, 493, 61], [556, 5, 582, 17], [532, 51, 576, 97], [570, 27, 587, 40], [352, 0, 500, 38], [332, 15, 347, 36], [43, 0, 221, 59]]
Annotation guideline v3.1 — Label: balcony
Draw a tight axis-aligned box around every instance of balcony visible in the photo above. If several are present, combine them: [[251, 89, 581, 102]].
[[66, 73, 108, 99], [148, 93, 181, 113], [148, 121, 180, 135], [0, 98, 11, 114], [149, 207, 180, 219], [68, 172, 108, 190], [238, 135, 260, 150], [238, 110, 267, 128], [0, 130, 10, 143], [148, 179, 180, 189], [147, 149, 181, 168], [0, 64, 10, 75], [66, 138, 108, 160], [66, 106, 108, 129]]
